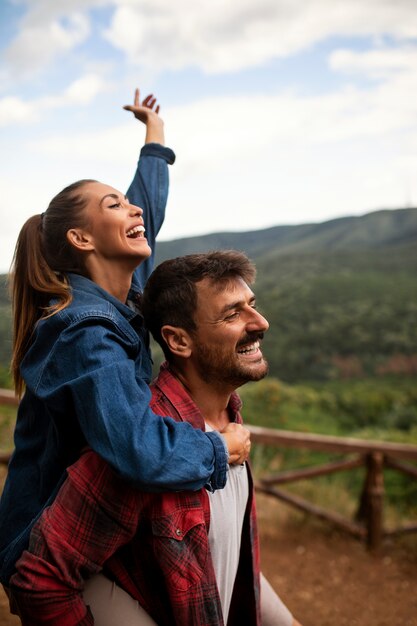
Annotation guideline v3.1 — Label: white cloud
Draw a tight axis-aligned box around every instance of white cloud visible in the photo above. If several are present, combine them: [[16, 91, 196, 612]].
[[21, 65, 417, 244], [328, 44, 417, 133], [0, 96, 37, 125], [4, 0, 417, 79], [160, 71, 417, 179], [330, 46, 417, 78], [103, 0, 417, 74], [29, 123, 139, 164], [63, 74, 108, 105], [16, 0, 107, 21], [4, 12, 90, 76], [0, 74, 107, 126]]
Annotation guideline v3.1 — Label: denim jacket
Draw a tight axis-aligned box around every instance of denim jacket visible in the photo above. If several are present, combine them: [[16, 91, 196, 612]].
[[0, 143, 228, 585]]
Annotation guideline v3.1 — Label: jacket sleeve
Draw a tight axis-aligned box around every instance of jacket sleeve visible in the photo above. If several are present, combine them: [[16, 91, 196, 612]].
[[126, 143, 176, 290], [9, 452, 142, 626], [35, 317, 228, 493]]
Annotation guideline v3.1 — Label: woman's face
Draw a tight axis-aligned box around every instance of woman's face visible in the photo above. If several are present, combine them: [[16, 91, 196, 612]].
[[69, 181, 152, 267]]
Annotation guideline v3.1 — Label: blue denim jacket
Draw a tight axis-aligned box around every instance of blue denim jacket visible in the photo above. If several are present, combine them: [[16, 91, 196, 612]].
[[0, 144, 228, 585]]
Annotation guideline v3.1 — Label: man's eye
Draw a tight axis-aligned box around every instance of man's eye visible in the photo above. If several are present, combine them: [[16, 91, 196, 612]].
[[225, 312, 239, 321]]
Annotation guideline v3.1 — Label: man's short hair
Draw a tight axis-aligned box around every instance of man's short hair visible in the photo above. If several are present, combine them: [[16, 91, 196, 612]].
[[142, 250, 256, 360]]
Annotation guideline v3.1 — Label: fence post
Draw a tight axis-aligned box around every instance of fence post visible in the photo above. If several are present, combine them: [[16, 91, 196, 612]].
[[357, 452, 385, 551]]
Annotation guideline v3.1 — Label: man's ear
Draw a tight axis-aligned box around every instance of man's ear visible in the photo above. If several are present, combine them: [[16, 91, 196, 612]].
[[161, 325, 192, 358], [66, 228, 94, 252]]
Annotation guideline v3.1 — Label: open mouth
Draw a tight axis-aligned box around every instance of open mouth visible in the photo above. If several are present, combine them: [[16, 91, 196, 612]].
[[237, 340, 261, 356], [126, 225, 145, 239]]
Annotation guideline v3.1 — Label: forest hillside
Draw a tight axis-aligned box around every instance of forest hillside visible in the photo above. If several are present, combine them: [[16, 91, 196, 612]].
[[0, 207, 416, 383], [155, 207, 417, 382]]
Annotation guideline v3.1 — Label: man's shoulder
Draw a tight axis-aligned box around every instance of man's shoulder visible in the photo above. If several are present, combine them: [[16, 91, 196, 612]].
[[150, 365, 206, 428], [149, 368, 182, 421]]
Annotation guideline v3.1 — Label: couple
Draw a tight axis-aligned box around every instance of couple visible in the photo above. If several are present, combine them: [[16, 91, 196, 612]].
[[1, 89, 300, 625]]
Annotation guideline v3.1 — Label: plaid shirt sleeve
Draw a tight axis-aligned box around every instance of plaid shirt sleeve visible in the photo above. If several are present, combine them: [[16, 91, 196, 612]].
[[9, 451, 143, 626]]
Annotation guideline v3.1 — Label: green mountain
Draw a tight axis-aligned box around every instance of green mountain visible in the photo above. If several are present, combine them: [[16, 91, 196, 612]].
[[155, 208, 417, 263], [1, 208, 416, 383], [155, 208, 417, 381]]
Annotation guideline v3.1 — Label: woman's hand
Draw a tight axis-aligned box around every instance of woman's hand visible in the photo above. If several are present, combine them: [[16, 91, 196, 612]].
[[123, 88, 165, 145], [221, 422, 251, 465]]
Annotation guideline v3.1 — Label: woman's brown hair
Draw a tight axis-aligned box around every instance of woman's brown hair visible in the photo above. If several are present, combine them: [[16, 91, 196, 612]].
[[11, 179, 96, 396]]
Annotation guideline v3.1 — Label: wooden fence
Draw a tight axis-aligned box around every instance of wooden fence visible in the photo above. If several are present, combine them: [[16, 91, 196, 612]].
[[1, 389, 417, 552], [0, 389, 19, 466], [249, 425, 417, 552]]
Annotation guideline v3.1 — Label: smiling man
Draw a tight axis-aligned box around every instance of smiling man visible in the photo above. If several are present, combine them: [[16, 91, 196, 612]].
[[10, 251, 300, 626]]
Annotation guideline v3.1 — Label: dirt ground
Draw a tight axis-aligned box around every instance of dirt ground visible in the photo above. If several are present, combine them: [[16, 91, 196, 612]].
[[257, 494, 417, 626], [0, 492, 416, 626]]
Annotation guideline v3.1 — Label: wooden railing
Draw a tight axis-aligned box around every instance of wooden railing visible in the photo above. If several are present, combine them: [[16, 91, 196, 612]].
[[1, 389, 416, 551], [0, 389, 18, 465], [248, 424, 417, 552], [0, 388, 18, 407]]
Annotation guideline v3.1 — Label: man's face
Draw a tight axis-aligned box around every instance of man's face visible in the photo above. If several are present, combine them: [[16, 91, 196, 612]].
[[190, 277, 269, 389]]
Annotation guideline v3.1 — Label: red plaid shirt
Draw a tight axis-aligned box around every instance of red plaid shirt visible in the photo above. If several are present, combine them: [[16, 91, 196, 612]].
[[10, 364, 261, 625]]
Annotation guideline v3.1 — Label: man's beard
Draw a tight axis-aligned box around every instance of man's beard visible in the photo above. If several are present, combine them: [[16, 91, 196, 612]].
[[193, 336, 268, 388]]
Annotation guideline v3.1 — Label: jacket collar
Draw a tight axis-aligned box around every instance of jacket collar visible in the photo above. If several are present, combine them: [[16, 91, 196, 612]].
[[68, 272, 144, 324]]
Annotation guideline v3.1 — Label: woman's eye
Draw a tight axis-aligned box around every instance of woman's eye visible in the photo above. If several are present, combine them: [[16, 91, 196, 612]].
[[108, 202, 121, 209]]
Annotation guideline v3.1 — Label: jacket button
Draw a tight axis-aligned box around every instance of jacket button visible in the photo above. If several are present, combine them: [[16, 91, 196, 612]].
[[176, 528, 182, 536]]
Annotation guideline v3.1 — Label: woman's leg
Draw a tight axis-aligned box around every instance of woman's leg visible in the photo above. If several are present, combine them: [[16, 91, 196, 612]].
[[83, 573, 157, 626], [261, 572, 293, 626]]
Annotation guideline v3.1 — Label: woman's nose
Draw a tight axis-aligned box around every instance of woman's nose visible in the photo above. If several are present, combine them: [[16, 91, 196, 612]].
[[129, 203, 143, 217]]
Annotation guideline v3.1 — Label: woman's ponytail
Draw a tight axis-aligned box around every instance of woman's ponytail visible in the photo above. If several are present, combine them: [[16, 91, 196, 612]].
[[10, 179, 96, 395], [10, 214, 72, 396]]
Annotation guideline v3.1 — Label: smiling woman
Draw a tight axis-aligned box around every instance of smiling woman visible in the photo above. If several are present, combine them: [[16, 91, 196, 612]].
[[0, 89, 251, 609], [65, 181, 153, 300]]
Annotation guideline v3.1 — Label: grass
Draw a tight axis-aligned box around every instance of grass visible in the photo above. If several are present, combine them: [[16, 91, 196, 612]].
[[0, 404, 16, 453], [242, 376, 417, 526]]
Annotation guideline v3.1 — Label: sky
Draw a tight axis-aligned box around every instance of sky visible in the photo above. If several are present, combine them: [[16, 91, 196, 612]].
[[0, 0, 417, 272]]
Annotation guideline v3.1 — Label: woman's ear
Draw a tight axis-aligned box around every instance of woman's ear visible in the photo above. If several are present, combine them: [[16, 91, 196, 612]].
[[66, 228, 94, 252], [161, 325, 192, 358]]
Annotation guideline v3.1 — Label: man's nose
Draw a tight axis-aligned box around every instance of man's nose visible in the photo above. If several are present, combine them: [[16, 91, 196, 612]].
[[247, 308, 269, 333]]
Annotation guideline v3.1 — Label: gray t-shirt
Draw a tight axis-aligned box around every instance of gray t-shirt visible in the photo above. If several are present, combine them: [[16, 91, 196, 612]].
[[207, 455, 249, 621], [206, 423, 293, 626]]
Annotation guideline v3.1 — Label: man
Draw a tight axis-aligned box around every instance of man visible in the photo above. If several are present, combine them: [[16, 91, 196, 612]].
[[10, 251, 300, 626]]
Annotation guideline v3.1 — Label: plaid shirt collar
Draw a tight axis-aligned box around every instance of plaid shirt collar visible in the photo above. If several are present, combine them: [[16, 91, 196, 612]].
[[153, 362, 243, 429]]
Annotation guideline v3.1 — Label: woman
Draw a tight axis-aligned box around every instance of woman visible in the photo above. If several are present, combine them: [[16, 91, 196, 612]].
[[0, 89, 250, 588]]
